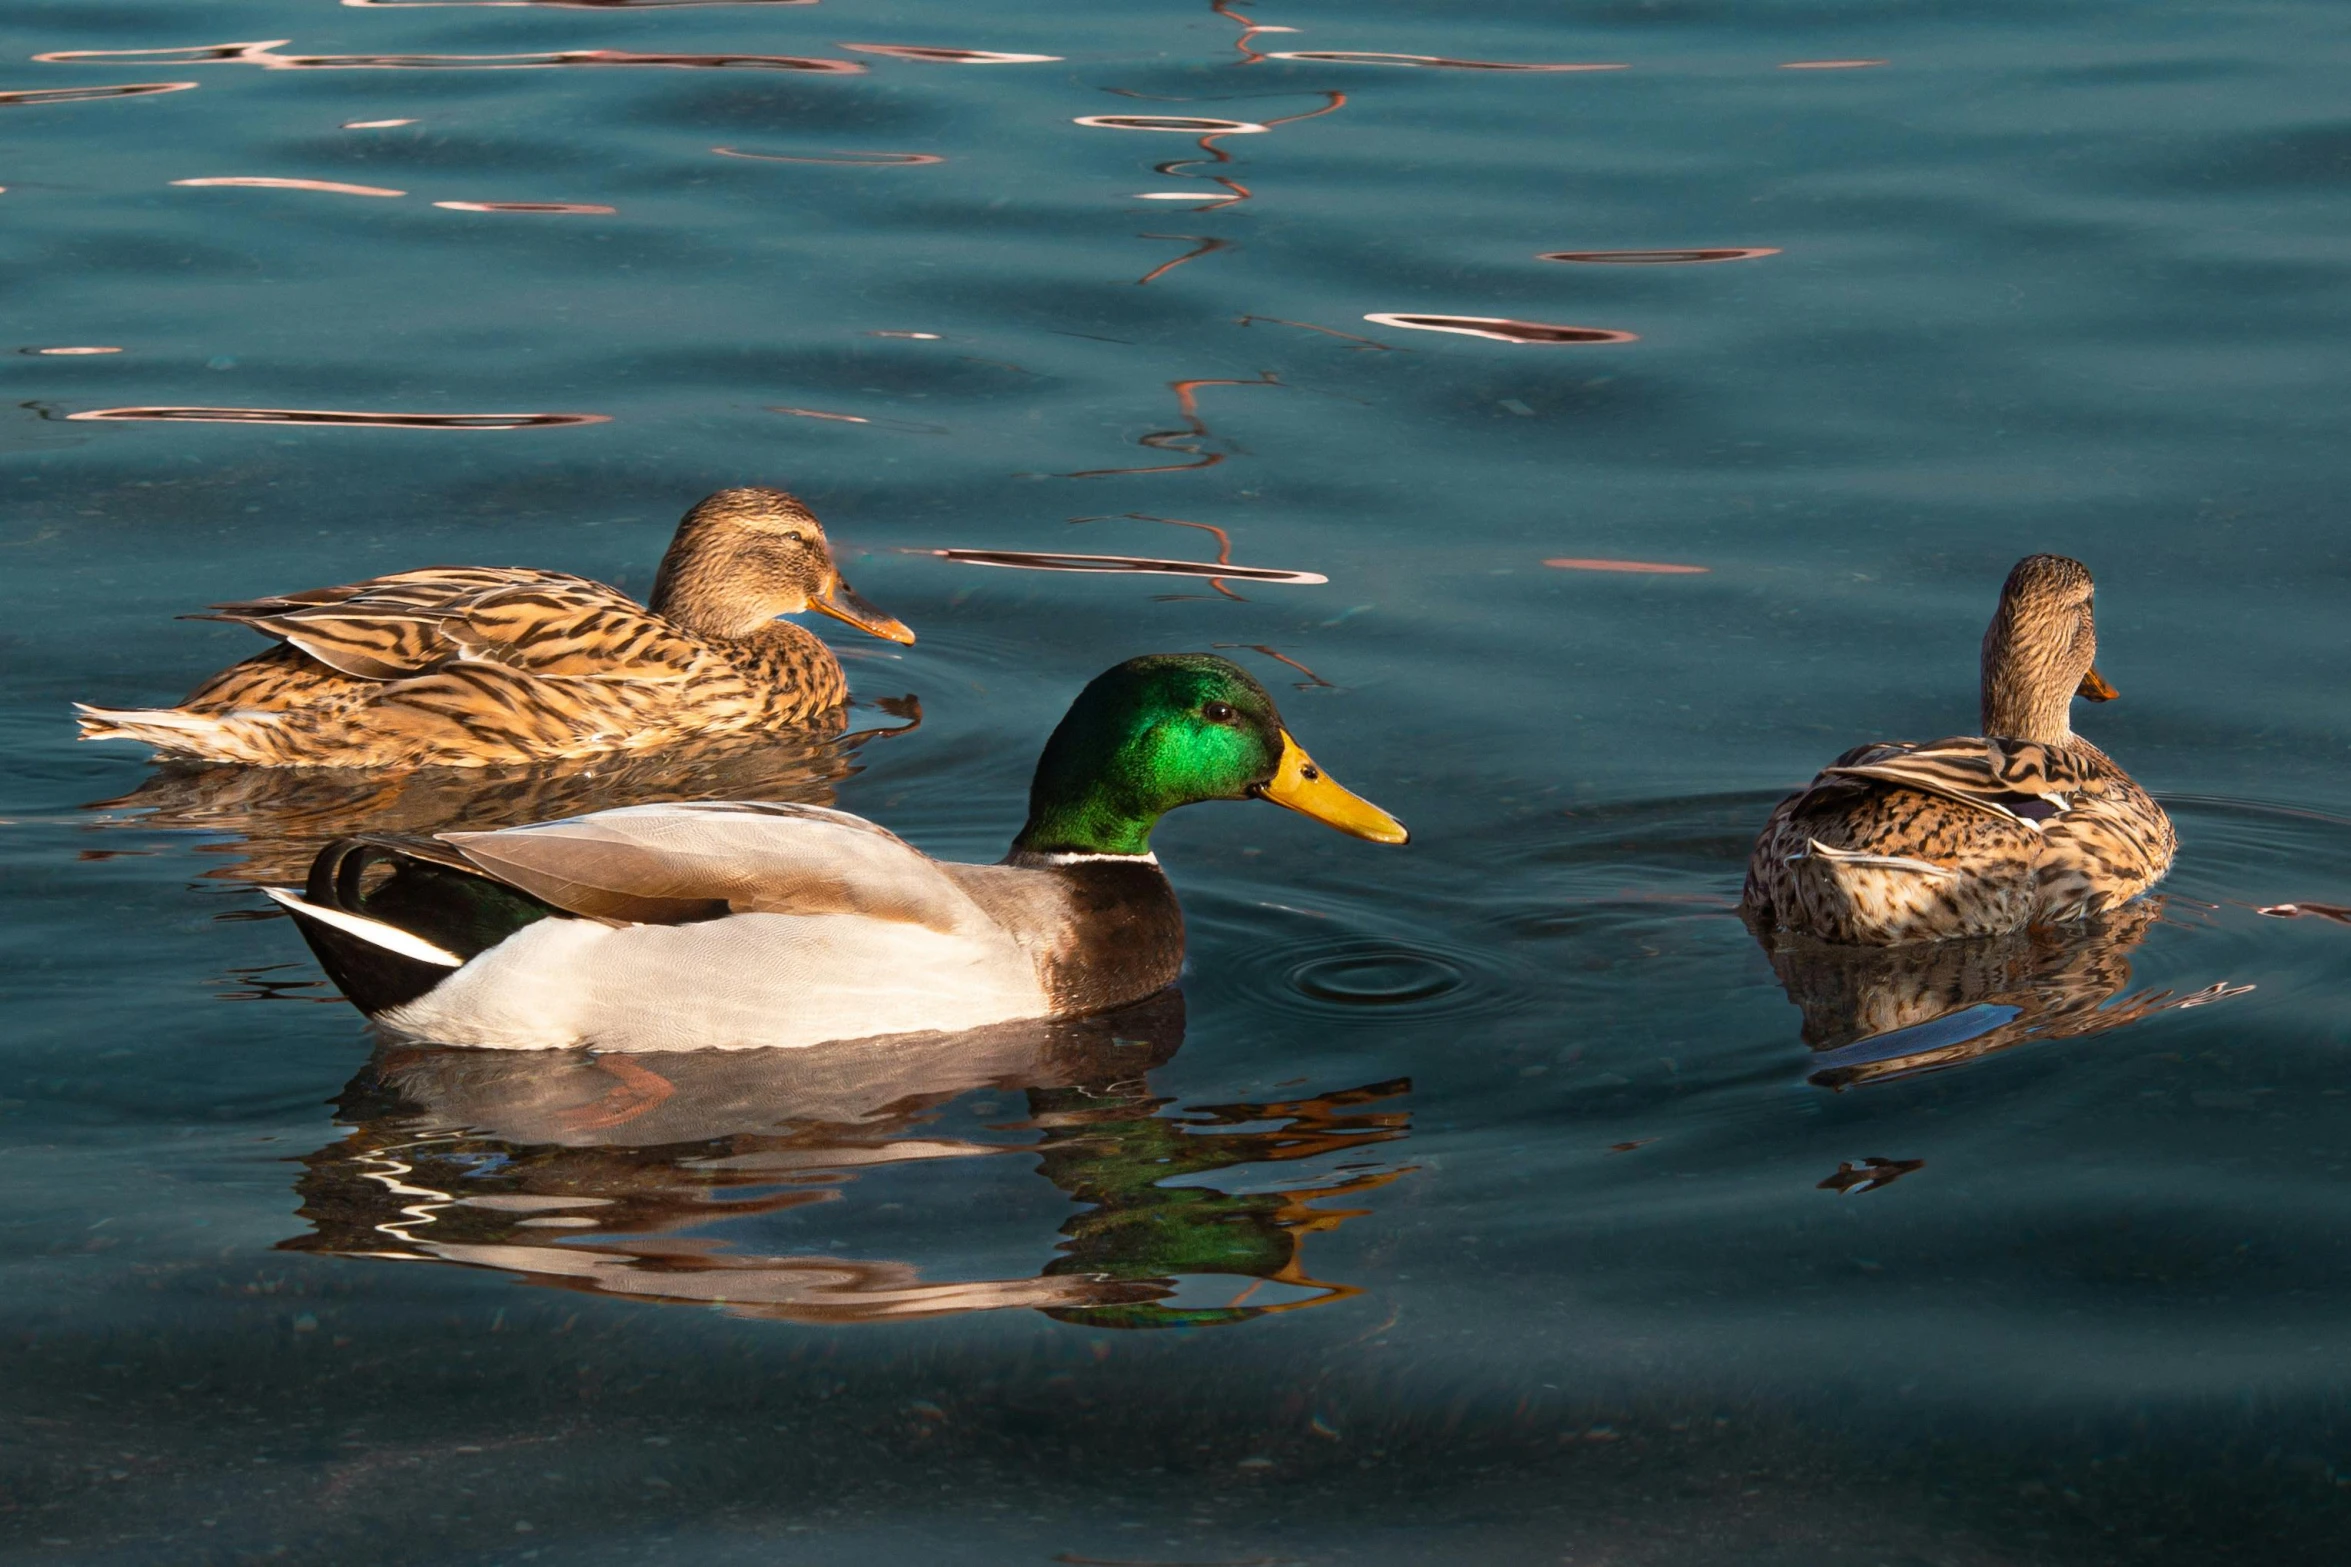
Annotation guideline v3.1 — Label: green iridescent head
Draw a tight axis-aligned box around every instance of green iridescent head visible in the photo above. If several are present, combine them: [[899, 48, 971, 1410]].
[[1013, 654, 1408, 857]]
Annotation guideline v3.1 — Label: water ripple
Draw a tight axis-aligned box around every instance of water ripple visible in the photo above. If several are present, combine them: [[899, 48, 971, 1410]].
[[917, 548, 1326, 585], [1363, 313, 1637, 345], [0, 82, 197, 105], [1226, 931, 1530, 1023], [38, 42, 863, 74], [1541, 247, 1779, 265], [1264, 51, 1624, 73], [1076, 115, 1269, 135], [433, 201, 616, 214], [174, 176, 405, 197], [714, 147, 942, 166], [839, 45, 1061, 65], [65, 407, 609, 429]]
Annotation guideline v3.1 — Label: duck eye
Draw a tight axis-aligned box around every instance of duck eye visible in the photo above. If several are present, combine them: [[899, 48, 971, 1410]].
[[1202, 701, 1236, 723], [784, 531, 805, 544]]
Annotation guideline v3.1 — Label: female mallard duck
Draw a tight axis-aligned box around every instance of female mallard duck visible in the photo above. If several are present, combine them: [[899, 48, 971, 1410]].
[[1743, 554, 2175, 945], [74, 487, 912, 768], [264, 653, 1408, 1050]]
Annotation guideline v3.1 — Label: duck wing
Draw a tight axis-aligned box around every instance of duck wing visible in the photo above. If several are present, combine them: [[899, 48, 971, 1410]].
[[440, 802, 992, 933], [199, 566, 540, 620], [429, 581, 711, 682], [201, 569, 700, 684], [1814, 736, 2085, 827]]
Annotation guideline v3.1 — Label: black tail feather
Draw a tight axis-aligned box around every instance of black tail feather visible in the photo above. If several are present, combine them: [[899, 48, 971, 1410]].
[[293, 836, 561, 1017]]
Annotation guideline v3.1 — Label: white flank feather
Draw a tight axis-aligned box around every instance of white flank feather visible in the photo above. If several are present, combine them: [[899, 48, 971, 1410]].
[[379, 912, 1050, 1051]]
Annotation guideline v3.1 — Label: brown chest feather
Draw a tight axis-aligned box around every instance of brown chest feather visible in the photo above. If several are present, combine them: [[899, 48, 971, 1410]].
[[950, 858, 1186, 1016]]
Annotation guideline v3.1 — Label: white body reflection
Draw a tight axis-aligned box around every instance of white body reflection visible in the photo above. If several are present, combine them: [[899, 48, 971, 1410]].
[[287, 995, 1416, 1330]]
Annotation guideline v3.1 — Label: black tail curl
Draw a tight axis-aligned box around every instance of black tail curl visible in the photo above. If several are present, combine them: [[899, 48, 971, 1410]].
[[289, 835, 559, 1017]]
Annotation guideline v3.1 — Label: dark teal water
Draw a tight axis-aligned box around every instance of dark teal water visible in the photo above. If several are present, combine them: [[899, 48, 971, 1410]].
[[6, 1, 2351, 1561]]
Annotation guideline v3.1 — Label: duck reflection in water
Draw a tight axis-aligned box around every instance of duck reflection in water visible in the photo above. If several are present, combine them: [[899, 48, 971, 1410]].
[[1750, 901, 2249, 1088], [80, 708, 914, 887], [281, 994, 1414, 1328]]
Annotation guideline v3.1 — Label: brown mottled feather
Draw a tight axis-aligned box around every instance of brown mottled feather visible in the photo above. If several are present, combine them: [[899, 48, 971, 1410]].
[[1743, 555, 2175, 944], [76, 489, 910, 768]]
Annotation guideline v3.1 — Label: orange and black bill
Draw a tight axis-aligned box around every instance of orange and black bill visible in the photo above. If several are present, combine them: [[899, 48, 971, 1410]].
[[812, 576, 916, 645], [2077, 666, 2118, 702]]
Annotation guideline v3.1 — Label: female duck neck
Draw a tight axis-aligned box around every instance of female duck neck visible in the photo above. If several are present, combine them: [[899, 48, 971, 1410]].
[[1979, 636, 2075, 745], [650, 541, 777, 640], [653, 580, 776, 641]]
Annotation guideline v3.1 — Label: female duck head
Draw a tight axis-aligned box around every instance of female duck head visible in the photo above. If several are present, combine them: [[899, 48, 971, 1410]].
[[649, 487, 914, 645], [1015, 654, 1409, 857], [1980, 553, 2116, 744]]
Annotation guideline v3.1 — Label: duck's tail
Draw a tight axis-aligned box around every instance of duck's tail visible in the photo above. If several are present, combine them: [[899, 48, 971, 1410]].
[[269, 837, 561, 1016], [1780, 837, 2001, 944], [1793, 838, 1958, 882], [74, 702, 270, 762], [267, 885, 460, 1018], [266, 838, 472, 1016]]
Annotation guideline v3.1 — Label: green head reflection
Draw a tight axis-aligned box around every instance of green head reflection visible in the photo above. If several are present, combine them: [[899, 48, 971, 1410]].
[[283, 999, 1413, 1330]]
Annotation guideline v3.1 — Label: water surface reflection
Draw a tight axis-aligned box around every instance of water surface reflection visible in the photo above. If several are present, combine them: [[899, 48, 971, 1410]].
[[82, 719, 909, 885], [39, 42, 863, 74], [714, 147, 943, 167], [284, 996, 1414, 1329], [919, 548, 1324, 587], [1541, 248, 1779, 265], [1364, 313, 1637, 346], [65, 407, 609, 428], [838, 45, 1061, 66], [1545, 557, 1708, 574], [173, 176, 406, 197], [1751, 903, 2254, 1088], [1264, 51, 1624, 72], [0, 81, 196, 105], [1063, 372, 1285, 475], [1076, 115, 1268, 135], [343, 0, 815, 8], [434, 200, 615, 214]]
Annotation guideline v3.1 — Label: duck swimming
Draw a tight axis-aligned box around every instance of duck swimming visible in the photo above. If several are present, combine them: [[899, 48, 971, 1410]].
[[1743, 554, 2175, 944], [265, 653, 1408, 1050], [74, 487, 912, 768]]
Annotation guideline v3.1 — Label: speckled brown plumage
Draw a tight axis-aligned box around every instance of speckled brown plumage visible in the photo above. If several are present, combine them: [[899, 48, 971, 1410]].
[[1743, 554, 2175, 945], [75, 488, 913, 768]]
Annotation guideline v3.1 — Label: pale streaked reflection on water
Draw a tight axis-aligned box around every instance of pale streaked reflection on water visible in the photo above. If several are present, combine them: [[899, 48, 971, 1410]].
[[4, 0, 2350, 1561]]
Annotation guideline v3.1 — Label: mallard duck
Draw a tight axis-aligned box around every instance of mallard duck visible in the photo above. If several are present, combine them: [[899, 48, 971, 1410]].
[[1743, 554, 2175, 944], [264, 653, 1409, 1050], [74, 487, 912, 768]]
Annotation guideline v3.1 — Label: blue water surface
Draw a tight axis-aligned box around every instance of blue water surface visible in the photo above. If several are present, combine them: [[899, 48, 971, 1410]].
[[4, 1, 2350, 1562]]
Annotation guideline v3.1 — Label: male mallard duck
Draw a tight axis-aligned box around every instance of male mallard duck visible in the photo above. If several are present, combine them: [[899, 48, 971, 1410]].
[[1743, 554, 2175, 944], [74, 487, 912, 768], [264, 654, 1408, 1050]]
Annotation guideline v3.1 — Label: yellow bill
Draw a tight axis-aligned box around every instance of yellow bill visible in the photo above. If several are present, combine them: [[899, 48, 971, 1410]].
[[2076, 666, 2117, 702], [1255, 731, 1409, 844], [811, 573, 916, 645]]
